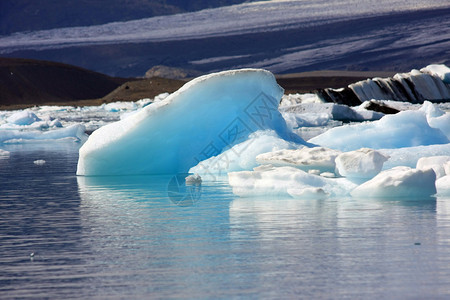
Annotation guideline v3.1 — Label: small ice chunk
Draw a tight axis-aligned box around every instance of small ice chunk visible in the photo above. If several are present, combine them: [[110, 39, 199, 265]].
[[33, 160, 46, 165], [420, 102, 450, 140], [335, 148, 389, 179], [0, 149, 10, 158], [351, 167, 436, 198], [436, 175, 450, 195], [228, 165, 326, 198], [256, 147, 342, 173], [416, 156, 450, 179], [308, 169, 321, 175], [0, 124, 86, 144], [320, 172, 336, 178], [185, 174, 202, 185], [7, 111, 41, 125]]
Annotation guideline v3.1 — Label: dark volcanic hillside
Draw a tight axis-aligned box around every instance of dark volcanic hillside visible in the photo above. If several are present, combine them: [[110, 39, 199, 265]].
[[0, 0, 250, 35], [0, 58, 128, 106]]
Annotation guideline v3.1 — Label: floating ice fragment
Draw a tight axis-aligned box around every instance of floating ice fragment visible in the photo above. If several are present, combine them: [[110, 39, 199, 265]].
[[228, 165, 326, 198], [185, 174, 202, 185], [103, 101, 138, 112], [0, 124, 86, 144], [78, 69, 306, 176], [6, 111, 41, 125], [436, 175, 450, 196], [351, 167, 436, 198], [416, 156, 450, 179], [0, 149, 10, 158], [228, 165, 357, 198], [420, 102, 450, 140], [309, 102, 449, 151], [33, 160, 46, 165], [335, 148, 389, 179]]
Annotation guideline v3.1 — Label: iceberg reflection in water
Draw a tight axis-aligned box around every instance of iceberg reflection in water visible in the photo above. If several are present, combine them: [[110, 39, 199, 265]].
[[77, 172, 450, 299]]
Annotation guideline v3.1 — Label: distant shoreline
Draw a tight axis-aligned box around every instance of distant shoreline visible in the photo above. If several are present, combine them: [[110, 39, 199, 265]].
[[0, 57, 397, 110]]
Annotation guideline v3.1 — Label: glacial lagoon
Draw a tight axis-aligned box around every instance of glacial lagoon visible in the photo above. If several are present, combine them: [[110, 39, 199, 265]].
[[2, 143, 450, 299]]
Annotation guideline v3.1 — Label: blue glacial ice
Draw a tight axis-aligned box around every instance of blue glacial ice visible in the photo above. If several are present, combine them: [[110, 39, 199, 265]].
[[308, 101, 449, 151], [77, 69, 307, 176]]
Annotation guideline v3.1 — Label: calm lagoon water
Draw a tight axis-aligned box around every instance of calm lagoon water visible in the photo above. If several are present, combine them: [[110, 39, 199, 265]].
[[1, 143, 450, 299]]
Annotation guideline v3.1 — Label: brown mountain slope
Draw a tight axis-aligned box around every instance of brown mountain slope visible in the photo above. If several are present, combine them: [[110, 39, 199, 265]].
[[0, 57, 128, 107]]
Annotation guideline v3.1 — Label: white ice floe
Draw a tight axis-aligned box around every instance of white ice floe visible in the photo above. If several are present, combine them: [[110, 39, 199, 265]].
[[0, 149, 10, 158], [351, 167, 436, 198], [416, 156, 450, 179], [77, 69, 306, 176], [309, 102, 449, 151], [420, 101, 450, 140], [189, 130, 297, 180], [33, 159, 46, 165], [228, 165, 357, 198], [6, 111, 41, 125], [436, 176, 450, 195], [255, 147, 342, 173], [335, 148, 389, 180], [436, 175, 450, 196], [0, 124, 86, 144], [185, 174, 202, 185]]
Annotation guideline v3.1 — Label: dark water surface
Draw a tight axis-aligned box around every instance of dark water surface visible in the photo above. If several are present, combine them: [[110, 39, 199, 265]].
[[1, 143, 450, 299]]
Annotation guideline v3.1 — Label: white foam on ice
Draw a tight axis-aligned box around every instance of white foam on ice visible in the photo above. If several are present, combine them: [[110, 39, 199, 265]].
[[77, 69, 306, 176], [351, 167, 436, 198]]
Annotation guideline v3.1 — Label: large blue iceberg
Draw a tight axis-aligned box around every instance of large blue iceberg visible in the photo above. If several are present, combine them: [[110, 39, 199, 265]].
[[77, 69, 305, 176]]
